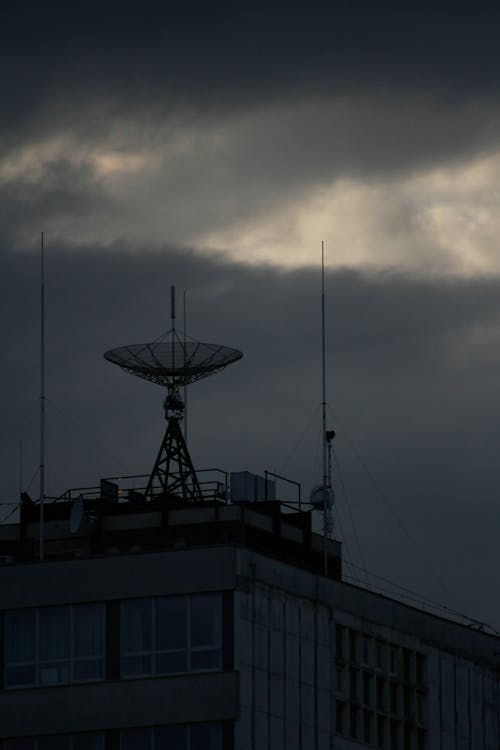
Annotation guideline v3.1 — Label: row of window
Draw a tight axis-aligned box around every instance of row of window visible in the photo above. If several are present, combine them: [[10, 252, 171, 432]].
[[4, 594, 222, 689], [335, 626, 426, 685], [335, 667, 426, 720], [334, 625, 427, 748], [3, 723, 223, 750], [3, 735, 103, 750], [335, 703, 427, 750]]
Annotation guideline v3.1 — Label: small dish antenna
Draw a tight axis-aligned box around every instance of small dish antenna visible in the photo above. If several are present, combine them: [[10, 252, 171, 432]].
[[69, 495, 85, 534], [309, 484, 334, 511]]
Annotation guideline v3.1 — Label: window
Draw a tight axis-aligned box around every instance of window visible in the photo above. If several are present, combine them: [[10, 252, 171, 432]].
[[377, 715, 385, 748], [335, 625, 344, 660], [416, 728, 426, 750], [375, 640, 385, 670], [349, 668, 358, 701], [335, 666, 344, 693], [390, 682, 399, 715], [349, 705, 358, 739], [403, 649, 412, 682], [349, 630, 358, 663], [121, 593, 221, 678], [362, 635, 371, 665], [416, 653, 425, 687], [376, 676, 386, 711], [6, 605, 105, 688], [335, 700, 345, 735], [377, 716, 385, 747], [4, 734, 104, 750], [120, 723, 222, 749], [363, 672, 372, 706], [390, 720, 400, 750], [389, 646, 399, 676], [363, 710, 372, 743]]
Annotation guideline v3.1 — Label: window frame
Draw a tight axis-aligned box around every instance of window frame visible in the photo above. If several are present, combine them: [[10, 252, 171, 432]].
[[5, 603, 106, 690], [120, 722, 223, 749], [121, 593, 222, 679]]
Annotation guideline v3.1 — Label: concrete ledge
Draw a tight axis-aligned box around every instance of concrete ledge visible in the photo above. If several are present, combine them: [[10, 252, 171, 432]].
[[0, 671, 239, 737], [0, 546, 237, 609]]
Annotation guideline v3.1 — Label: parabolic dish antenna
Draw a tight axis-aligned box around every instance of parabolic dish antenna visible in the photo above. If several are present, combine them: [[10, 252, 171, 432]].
[[104, 286, 243, 504], [104, 339, 243, 386], [309, 484, 334, 510]]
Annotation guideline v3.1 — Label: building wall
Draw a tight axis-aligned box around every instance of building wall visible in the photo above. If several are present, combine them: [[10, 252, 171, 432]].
[[0, 543, 498, 748], [0, 547, 239, 743], [233, 549, 500, 750]]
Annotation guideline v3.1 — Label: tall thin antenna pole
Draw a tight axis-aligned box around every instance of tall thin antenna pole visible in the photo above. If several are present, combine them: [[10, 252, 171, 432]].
[[183, 289, 188, 444], [19, 440, 23, 498], [170, 285, 176, 373], [40, 232, 45, 561], [321, 240, 328, 576]]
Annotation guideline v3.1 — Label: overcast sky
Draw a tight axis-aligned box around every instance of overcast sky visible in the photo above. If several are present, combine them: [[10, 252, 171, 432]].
[[1, 2, 500, 630]]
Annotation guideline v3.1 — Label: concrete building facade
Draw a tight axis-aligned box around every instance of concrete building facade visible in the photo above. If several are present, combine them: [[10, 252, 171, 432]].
[[0, 488, 498, 749]]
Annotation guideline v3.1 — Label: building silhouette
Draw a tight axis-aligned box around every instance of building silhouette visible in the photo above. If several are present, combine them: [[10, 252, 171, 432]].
[[0, 466, 498, 749]]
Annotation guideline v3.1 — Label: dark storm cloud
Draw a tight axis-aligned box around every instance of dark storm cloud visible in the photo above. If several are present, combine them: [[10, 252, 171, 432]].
[[2, 2, 500, 170], [1, 242, 500, 627]]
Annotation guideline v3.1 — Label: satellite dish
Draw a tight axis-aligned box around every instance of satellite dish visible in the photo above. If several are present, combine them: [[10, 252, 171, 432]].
[[69, 495, 85, 534], [104, 339, 243, 387], [309, 484, 334, 510], [103, 290, 243, 504]]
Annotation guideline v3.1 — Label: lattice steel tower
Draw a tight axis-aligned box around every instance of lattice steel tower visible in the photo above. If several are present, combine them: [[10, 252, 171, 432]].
[[104, 287, 242, 503]]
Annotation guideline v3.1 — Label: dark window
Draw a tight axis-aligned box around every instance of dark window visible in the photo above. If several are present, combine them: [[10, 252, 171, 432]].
[[121, 594, 221, 678], [336, 700, 345, 735], [403, 687, 412, 719], [72, 736, 105, 750], [362, 636, 371, 665], [416, 654, 425, 686], [363, 671, 372, 706], [349, 630, 358, 663], [5, 605, 105, 688], [375, 640, 385, 670], [6, 610, 36, 687], [363, 710, 372, 743], [154, 726, 185, 749], [390, 682, 399, 715], [377, 715, 385, 748], [120, 724, 221, 749], [336, 666, 343, 693], [349, 668, 358, 700], [403, 650, 412, 683], [390, 720, 400, 750], [416, 692, 425, 723], [5, 735, 104, 750], [190, 723, 222, 750], [404, 724, 412, 750], [417, 728, 426, 750], [38, 738, 69, 750], [335, 625, 344, 659], [120, 729, 152, 750], [376, 676, 385, 711], [349, 705, 358, 739], [389, 646, 399, 676]]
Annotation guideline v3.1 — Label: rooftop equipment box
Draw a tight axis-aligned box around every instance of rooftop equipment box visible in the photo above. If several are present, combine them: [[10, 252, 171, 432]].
[[230, 471, 276, 503]]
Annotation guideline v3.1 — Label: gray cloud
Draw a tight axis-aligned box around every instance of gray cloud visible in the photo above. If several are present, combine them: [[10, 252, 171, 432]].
[[1, 242, 500, 628]]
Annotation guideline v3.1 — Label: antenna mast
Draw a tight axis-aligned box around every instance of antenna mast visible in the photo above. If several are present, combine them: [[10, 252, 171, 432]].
[[39, 232, 46, 561], [183, 289, 188, 445], [321, 240, 328, 575]]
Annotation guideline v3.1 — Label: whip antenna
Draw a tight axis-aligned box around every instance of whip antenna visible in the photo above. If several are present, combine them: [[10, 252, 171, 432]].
[[39, 232, 46, 561]]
